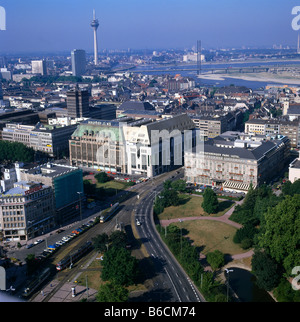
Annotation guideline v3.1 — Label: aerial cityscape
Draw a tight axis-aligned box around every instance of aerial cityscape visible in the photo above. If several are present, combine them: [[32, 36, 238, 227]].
[[0, 0, 300, 307]]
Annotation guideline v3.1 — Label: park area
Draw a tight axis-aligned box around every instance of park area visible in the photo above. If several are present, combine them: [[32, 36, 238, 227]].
[[157, 194, 235, 220], [83, 172, 135, 199], [157, 194, 246, 257]]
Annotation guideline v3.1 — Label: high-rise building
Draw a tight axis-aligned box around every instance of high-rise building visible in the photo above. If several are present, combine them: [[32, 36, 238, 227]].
[[90, 9, 99, 65], [71, 49, 86, 77], [67, 86, 90, 118], [31, 60, 47, 75]]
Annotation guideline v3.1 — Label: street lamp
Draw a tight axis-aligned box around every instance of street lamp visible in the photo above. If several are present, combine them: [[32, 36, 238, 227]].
[[225, 268, 233, 302]]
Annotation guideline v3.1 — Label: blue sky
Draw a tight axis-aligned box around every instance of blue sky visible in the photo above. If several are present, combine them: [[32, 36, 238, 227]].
[[0, 0, 300, 53]]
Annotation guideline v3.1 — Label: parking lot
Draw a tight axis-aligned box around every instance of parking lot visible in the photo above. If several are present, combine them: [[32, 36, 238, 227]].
[[186, 183, 246, 199]]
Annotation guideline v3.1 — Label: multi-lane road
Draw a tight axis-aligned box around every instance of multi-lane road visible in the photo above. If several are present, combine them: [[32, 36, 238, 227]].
[[6, 168, 205, 302]]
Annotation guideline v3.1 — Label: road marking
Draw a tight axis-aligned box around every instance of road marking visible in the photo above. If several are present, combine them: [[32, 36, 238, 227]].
[[164, 267, 181, 302]]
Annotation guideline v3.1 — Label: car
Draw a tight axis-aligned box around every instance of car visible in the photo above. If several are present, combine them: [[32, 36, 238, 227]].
[[34, 239, 44, 245], [26, 243, 34, 249], [136, 220, 141, 226]]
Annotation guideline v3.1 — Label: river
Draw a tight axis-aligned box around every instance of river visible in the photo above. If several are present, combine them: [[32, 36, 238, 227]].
[[132, 60, 300, 90], [227, 268, 275, 302]]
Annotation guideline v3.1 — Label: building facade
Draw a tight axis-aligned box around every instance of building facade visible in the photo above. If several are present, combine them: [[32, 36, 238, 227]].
[[67, 87, 90, 118], [71, 49, 86, 77], [31, 60, 47, 76], [124, 114, 196, 177], [185, 132, 290, 192], [20, 163, 84, 225], [69, 117, 140, 173], [69, 114, 197, 177], [245, 118, 300, 148], [0, 181, 55, 241], [2, 123, 77, 157], [289, 152, 300, 183]]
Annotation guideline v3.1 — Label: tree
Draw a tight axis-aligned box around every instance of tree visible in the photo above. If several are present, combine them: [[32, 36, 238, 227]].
[[96, 282, 129, 302], [101, 246, 139, 286], [160, 188, 180, 207], [251, 251, 280, 291], [92, 233, 109, 253], [206, 250, 225, 270], [202, 188, 219, 214], [171, 179, 186, 193], [258, 195, 300, 273], [109, 231, 127, 249], [95, 172, 110, 183], [233, 223, 258, 247]]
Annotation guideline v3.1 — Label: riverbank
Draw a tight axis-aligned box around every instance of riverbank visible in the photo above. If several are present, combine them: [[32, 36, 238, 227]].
[[197, 72, 300, 85]]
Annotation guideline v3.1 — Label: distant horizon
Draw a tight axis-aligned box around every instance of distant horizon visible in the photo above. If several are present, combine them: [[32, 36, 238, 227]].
[[1, 46, 300, 57], [0, 1, 300, 54]]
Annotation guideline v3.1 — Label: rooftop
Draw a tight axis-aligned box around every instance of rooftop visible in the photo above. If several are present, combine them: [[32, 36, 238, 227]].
[[24, 163, 80, 178]]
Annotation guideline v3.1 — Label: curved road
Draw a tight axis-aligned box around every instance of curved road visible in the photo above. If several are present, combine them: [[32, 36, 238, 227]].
[[131, 169, 206, 302]]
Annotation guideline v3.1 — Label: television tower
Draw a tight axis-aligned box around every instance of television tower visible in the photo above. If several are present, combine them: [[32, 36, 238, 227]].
[[90, 9, 99, 65]]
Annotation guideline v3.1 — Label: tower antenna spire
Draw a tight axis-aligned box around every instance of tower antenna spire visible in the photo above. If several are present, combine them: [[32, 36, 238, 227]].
[[90, 9, 100, 65]]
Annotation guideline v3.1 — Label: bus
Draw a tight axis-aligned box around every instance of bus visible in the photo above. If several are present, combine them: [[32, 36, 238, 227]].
[[99, 202, 119, 223], [56, 241, 93, 271]]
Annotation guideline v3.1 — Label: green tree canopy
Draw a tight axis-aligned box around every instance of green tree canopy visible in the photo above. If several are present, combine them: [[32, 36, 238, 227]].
[[92, 233, 109, 253], [95, 172, 110, 183], [96, 282, 129, 302], [202, 188, 219, 214], [101, 246, 139, 286], [251, 251, 280, 291], [171, 179, 187, 192], [0, 141, 35, 163], [206, 250, 225, 270], [258, 194, 300, 274]]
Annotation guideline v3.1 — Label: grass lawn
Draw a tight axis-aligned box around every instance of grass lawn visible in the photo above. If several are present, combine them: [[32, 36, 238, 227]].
[[84, 176, 134, 198], [157, 194, 234, 220], [172, 220, 245, 256]]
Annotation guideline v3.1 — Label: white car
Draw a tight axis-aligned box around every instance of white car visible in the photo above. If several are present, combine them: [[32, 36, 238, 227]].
[[136, 220, 141, 226]]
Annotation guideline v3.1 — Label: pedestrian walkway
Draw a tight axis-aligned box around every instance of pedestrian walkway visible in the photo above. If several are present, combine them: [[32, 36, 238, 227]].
[[160, 199, 254, 261], [160, 199, 243, 229], [31, 279, 97, 302]]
